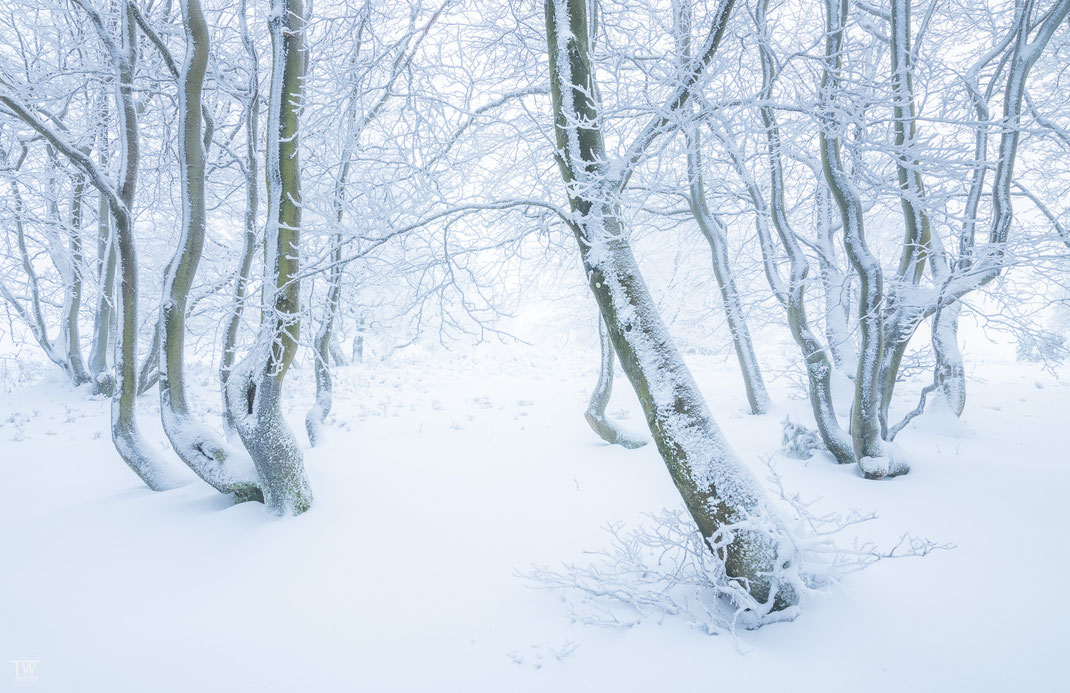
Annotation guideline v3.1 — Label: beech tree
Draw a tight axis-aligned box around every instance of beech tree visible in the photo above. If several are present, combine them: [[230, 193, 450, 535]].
[[545, 0, 797, 612]]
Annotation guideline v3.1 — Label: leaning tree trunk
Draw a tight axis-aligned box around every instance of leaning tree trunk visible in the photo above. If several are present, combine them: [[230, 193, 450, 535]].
[[227, 0, 312, 515], [547, 0, 795, 612], [584, 315, 647, 449], [158, 0, 261, 500]]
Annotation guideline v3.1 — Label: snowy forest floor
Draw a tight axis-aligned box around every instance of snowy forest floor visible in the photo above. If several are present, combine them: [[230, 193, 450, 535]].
[[1, 341, 1068, 692]]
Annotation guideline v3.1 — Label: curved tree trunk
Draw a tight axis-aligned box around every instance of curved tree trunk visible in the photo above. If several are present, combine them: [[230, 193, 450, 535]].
[[109, 0, 185, 491], [63, 167, 91, 384], [683, 121, 769, 416], [158, 0, 261, 500], [88, 94, 117, 396], [584, 315, 647, 448], [676, 0, 769, 417], [819, 0, 906, 478], [733, 0, 857, 465]]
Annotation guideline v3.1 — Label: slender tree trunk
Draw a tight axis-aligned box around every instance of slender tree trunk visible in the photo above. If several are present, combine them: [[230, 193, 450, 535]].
[[63, 167, 91, 384], [109, 0, 185, 491], [744, 0, 856, 465], [89, 96, 116, 395], [875, 0, 935, 437], [305, 237, 341, 446], [547, 0, 795, 612], [814, 185, 856, 375], [584, 315, 647, 448], [682, 117, 769, 414], [819, 0, 905, 478], [220, 0, 260, 439], [157, 0, 261, 499], [675, 0, 768, 416]]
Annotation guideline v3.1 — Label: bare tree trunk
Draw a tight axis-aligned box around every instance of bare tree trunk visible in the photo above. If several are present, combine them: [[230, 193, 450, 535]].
[[62, 166, 91, 384], [547, 0, 796, 612], [155, 0, 261, 500], [88, 96, 116, 395], [305, 239, 341, 447], [109, 0, 185, 490], [584, 315, 647, 448], [220, 0, 260, 440], [733, 0, 857, 465], [682, 117, 769, 415], [876, 0, 935, 437], [819, 0, 906, 478], [227, 0, 312, 515], [675, 0, 768, 416], [814, 185, 856, 375]]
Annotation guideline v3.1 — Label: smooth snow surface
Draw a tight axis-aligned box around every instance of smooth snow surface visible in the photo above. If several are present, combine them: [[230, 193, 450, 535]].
[[1, 345, 1067, 691]]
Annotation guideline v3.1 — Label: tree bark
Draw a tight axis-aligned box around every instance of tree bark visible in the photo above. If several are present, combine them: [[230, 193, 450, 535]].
[[584, 315, 647, 448], [220, 0, 261, 441], [819, 0, 906, 478], [157, 0, 261, 500], [109, 0, 185, 490], [227, 0, 313, 515], [547, 0, 795, 612]]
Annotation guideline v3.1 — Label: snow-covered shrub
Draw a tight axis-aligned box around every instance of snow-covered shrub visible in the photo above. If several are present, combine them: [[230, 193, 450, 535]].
[[522, 462, 949, 635], [781, 418, 825, 459]]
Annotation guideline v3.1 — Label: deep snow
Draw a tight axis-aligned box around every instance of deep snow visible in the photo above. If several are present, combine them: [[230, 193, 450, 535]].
[[1, 340, 1068, 692]]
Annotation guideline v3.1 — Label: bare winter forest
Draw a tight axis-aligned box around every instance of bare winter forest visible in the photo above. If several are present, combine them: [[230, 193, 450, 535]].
[[1, 0, 1068, 690]]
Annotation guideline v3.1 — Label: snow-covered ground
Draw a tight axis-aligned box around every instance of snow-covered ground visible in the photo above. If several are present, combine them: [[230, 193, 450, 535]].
[[2, 340, 1068, 692]]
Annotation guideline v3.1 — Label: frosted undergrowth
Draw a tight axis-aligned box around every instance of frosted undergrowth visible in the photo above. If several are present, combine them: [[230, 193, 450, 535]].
[[522, 461, 950, 636], [781, 417, 826, 459]]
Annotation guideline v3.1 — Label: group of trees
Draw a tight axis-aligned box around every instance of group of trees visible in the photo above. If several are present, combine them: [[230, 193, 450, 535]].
[[2, 0, 1067, 615]]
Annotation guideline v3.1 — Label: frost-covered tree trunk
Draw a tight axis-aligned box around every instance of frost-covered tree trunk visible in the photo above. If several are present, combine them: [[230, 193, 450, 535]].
[[876, 0, 936, 435], [733, 0, 857, 465], [62, 165, 91, 384], [814, 185, 857, 375], [157, 0, 261, 500], [818, 0, 906, 478], [675, 0, 768, 416], [546, 0, 796, 612], [88, 96, 116, 395], [106, 0, 185, 490], [226, 0, 313, 515], [584, 315, 647, 448], [305, 237, 341, 447], [220, 0, 260, 440]]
